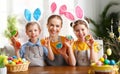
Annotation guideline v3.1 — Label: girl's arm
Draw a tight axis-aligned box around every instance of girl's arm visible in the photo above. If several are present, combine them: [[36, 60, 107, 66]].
[[10, 36, 21, 58], [85, 35, 98, 62], [89, 45, 98, 63], [67, 46, 76, 66]]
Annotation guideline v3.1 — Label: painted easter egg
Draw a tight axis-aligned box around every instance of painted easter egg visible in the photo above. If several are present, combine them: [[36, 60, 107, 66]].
[[66, 35, 73, 40], [41, 39, 45, 45], [103, 54, 107, 59], [110, 60, 116, 65], [99, 57, 104, 62], [104, 59, 110, 65], [96, 61, 103, 66], [107, 48, 112, 56], [85, 35, 91, 41], [56, 42, 63, 49]]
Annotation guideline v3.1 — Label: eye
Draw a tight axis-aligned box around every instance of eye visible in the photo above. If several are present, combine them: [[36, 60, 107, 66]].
[[81, 28, 84, 31], [34, 29, 37, 32], [50, 24, 54, 27], [74, 29, 79, 33], [28, 30, 32, 32], [56, 25, 60, 28]]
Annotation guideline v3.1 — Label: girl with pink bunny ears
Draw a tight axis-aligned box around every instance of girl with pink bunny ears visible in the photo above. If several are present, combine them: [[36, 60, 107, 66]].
[[62, 5, 99, 66]]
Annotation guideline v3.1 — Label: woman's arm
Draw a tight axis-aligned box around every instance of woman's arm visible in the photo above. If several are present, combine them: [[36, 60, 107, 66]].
[[43, 38, 54, 61], [61, 38, 76, 66]]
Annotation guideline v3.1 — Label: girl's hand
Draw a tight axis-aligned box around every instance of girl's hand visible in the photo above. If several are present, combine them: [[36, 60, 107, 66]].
[[85, 35, 94, 49], [10, 36, 21, 51]]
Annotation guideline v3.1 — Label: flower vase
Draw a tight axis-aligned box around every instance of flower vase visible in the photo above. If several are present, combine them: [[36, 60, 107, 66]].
[[0, 67, 7, 74]]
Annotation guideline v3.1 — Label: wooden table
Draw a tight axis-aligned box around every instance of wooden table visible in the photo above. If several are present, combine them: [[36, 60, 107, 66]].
[[7, 66, 91, 74]]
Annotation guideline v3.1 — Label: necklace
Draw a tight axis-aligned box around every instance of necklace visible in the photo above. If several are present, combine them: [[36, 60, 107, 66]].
[[50, 36, 59, 42]]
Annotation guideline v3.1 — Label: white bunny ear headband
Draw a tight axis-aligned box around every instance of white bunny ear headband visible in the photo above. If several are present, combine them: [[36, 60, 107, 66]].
[[24, 8, 41, 22], [50, 2, 89, 28]]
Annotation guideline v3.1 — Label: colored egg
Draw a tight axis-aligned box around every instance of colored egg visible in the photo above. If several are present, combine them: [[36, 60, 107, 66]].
[[66, 35, 73, 40], [96, 61, 103, 66], [109, 32, 114, 38], [99, 57, 104, 62], [41, 39, 45, 45], [22, 58, 27, 62], [85, 35, 91, 41], [12, 56, 17, 59], [8, 60, 12, 64], [56, 42, 63, 49], [91, 63, 96, 66], [107, 48, 112, 56], [104, 59, 110, 65], [103, 54, 107, 59], [110, 60, 116, 65], [18, 58, 22, 61], [8, 57, 13, 60], [11, 62, 16, 65], [4, 59, 8, 65]]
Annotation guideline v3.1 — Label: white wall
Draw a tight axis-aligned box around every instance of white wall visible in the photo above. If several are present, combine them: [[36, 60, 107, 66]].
[[1, 0, 120, 45], [0, 0, 8, 48]]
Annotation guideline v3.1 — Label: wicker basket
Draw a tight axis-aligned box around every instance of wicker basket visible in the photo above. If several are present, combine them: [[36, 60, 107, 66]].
[[6, 62, 30, 72], [91, 65, 119, 74]]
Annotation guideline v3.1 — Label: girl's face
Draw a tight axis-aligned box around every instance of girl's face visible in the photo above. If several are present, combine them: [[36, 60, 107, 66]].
[[26, 24, 41, 41], [74, 24, 89, 42], [47, 18, 62, 37]]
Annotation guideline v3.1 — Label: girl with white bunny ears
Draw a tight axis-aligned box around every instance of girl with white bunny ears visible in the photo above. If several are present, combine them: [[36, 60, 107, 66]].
[[11, 8, 54, 66], [61, 5, 99, 66]]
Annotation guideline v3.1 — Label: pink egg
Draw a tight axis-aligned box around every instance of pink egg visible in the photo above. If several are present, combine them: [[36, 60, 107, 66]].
[[96, 61, 103, 66]]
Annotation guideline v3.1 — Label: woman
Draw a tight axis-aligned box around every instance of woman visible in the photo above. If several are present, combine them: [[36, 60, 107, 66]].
[[42, 15, 76, 66]]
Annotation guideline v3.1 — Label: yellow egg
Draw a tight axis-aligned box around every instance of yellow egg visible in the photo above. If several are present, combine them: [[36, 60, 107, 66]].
[[18, 58, 22, 61], [4, 59, 8, 65], [107, 48, 112, 56], [99, 57, 104, 62], [91, 63, 96, 66], [11, 62, 16, 65]]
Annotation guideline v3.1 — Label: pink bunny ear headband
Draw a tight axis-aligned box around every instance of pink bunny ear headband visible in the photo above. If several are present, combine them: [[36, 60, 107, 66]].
[[51, 2, 89, 28]]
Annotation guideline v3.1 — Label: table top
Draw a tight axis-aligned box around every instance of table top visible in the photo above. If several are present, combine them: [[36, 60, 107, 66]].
[[7, 66, 91, 74], [7, 66, 120, 74]]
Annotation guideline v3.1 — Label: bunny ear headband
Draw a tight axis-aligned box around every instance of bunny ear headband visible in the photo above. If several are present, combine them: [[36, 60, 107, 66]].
[[24, 8, 41, 22], [51, 2, 89, 28]]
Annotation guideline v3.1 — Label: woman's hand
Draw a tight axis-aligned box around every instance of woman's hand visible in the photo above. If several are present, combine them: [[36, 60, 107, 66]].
[[41, 37, 50, 48]]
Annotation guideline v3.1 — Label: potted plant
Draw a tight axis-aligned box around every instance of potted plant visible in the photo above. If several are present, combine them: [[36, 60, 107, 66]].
[[89, 2, 120, 70], [0, 50, 8, 74]]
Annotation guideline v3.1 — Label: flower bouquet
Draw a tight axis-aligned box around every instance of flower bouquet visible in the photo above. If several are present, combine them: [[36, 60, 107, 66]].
[[4, 15, 21, 49]]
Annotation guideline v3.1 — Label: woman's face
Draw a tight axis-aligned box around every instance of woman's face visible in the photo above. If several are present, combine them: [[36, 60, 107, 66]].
[[74, 24, 89, 42], [47, 18, 62, 37]]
